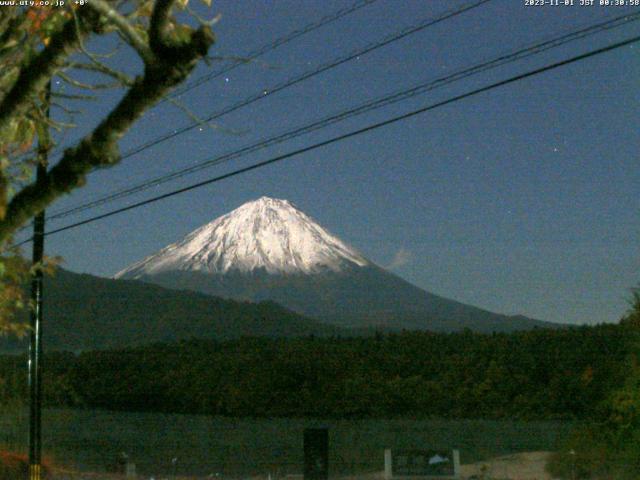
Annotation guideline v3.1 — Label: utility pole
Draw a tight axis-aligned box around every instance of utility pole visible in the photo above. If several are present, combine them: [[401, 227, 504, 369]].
[[28, 81, 50, 480]]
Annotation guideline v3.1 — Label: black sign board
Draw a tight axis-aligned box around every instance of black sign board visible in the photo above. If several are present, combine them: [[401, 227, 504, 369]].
[[304, 428, 328, 480], [392, 450, 454, 477]]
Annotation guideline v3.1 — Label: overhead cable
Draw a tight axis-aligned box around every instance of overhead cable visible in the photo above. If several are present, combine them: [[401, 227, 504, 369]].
[[16, 32, 638, 245], [46, 10, 640, 222]]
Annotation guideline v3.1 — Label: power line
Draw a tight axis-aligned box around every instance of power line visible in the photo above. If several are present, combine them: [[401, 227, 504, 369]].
[[22, 0, 380, 165], [43, 0, 490, 167], [105, 0, 492, 162], [45, 11, 640, 222], [169, 0, 380, 99], [13, 0, 493, 237], [16, 33, 638, 245]]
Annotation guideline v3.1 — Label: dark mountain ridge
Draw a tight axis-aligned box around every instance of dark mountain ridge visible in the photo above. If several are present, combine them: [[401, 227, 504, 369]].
[[0, 268, 343, 353]]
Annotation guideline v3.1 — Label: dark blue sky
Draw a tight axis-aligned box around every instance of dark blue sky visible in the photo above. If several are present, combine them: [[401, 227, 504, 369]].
[[30, 0, 639, 325]]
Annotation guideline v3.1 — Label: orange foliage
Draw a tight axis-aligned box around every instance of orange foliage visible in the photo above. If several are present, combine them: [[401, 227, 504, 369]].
[[25, 8, 52, 33], [0, 451, 51, 480]]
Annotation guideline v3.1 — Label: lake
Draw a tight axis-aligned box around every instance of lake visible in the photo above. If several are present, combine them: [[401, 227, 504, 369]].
[[0, 407, 573, 477]]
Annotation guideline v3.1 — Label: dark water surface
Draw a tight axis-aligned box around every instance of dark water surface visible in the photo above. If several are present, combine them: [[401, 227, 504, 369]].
[[0, 407, 572, 477]]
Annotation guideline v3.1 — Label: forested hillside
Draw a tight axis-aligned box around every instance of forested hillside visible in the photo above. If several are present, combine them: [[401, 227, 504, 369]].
[[0, 269, 343, 353], [0, 324, 628, 419]]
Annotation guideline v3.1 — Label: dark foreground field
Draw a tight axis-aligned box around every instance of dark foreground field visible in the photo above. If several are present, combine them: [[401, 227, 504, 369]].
[[1, 407, 572, 478]]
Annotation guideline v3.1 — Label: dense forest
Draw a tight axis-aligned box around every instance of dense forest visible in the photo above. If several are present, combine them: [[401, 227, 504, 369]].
[[0, 324, 630, 420], [548, 294, 640, 479]]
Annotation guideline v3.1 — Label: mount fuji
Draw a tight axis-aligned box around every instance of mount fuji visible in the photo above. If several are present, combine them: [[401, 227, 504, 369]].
[[115, 197, 556, 332], [116, 197, 369, 277]]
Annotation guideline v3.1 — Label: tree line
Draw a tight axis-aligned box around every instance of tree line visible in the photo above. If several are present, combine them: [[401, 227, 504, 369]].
[[547, 292, 640, 479], [0, 324, 630, 420]]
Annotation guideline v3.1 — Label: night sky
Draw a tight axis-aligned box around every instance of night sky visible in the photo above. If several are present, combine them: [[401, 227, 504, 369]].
[[24, 0, 640, 326]]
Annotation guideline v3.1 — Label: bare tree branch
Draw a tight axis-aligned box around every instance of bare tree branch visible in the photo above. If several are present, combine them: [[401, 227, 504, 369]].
[[57, 71, 122, 90], [149, 0, 175, 55], [0, 0, 214, 243], [51, 92, 97, 101], [88, 0, 154, 64], [65, 61, 134, 86], [51, 102, 82, 116], [166, 96, 241, 135], [185, 5, 221, 28], [0, 11, 96, 133], [0, 10, 27, 62]]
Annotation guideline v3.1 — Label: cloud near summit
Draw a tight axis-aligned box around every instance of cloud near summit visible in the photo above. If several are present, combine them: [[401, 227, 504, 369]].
[[388, 248, 412, 270]]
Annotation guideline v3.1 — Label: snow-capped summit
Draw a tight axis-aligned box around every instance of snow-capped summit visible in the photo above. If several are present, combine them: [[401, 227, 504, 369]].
[[115, 196, 369, 278]]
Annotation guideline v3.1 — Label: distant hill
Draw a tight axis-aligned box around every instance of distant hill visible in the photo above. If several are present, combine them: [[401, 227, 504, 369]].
[[117, 197, 559, 333], [0, 269, 342, 353]]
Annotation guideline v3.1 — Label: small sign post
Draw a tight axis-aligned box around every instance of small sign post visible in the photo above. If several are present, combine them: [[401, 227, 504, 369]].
[[304, 428, 328, 480], [384, 449, 460, 480]]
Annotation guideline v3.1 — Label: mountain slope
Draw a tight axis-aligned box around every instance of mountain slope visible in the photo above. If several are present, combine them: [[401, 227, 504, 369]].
[[140, 265, 555, 332], [0, 269, 343, 353], [116, 197, 557, 333]]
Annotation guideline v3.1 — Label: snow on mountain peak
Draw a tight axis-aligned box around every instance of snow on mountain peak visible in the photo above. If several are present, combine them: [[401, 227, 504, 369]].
[[115, 197, 369, 278]]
